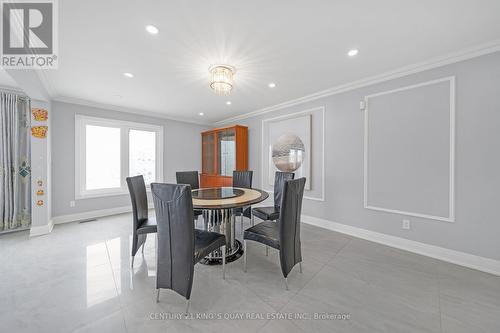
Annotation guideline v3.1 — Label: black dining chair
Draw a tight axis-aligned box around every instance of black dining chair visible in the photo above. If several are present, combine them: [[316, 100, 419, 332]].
[[243, 177, 306, 290], [252, 171, 294, 225], [232, 170, 253, 232], [151, 183, 226, 311], [126, 175, 157, 268], [176, 171, 203, 222]]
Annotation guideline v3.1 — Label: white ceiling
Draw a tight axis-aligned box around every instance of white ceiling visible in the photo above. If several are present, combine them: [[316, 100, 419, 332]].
[[0, 68, 19, 89], [39, 0, 500, 123]]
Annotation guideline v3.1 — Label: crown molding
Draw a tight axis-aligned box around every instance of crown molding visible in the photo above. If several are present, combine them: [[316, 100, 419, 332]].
[[215, 40, 500, 125], [0, 85, 26, 96], [35, 68, 55, 97], [52, 95, 212, 126]]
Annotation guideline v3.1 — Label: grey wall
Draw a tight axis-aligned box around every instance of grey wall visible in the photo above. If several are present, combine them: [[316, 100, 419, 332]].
[[51, 101, 208, 217], [366, 80, 452, 220], [237, 51, 500, 261]]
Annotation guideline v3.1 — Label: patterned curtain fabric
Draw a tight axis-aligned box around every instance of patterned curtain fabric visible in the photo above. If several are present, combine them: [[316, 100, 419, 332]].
[[0, 92, 31, 231]]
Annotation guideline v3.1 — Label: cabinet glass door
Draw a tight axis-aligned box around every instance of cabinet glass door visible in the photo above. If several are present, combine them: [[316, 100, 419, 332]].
[[218, 128, 236, 176], [202, 132, 215, 174]]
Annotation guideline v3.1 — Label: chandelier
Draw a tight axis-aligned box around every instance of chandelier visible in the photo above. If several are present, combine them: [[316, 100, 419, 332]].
[[209, 65, 235, 95]]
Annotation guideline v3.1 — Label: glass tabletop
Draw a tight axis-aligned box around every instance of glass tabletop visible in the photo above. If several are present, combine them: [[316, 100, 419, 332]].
[[192, 187, 245, 200]]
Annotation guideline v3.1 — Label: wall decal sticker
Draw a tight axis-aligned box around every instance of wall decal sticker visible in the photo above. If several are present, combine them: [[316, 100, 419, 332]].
[[19, 160, 31, 181], [32, 108, 48, 121], [31, 126, 48, 138]]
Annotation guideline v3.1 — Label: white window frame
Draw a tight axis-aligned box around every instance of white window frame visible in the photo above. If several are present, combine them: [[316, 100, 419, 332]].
[[75, 115, 164, 199]]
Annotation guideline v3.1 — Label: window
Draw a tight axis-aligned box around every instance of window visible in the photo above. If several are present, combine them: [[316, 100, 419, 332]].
[[85, 125, 121, 190], [129, 129, 156, 184], [75, 115, 163, 199]]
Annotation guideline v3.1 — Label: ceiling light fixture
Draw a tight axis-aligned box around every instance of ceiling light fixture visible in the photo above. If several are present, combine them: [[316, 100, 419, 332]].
[[123, 72, 134, 78], [209, 64, 235, 95], [347, 49, 359, 57], [268, 82, 276, 88], [199, 112, 204, 116], [226, 101, 232, 105], [145, 25, 159, 35]]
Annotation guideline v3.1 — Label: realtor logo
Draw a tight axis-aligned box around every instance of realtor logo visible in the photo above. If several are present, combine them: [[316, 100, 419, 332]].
[[1, 0, 58, 68]]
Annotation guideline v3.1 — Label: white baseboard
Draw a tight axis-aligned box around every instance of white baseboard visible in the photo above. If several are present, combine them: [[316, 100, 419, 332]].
[[52, 206, 134, 224], [301, 215, 500, 276], [29, 219, 54, 237], [51, 204, 155, 225]]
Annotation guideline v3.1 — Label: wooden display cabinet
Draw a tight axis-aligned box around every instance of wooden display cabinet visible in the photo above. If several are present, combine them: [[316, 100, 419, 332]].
[[200, 125, 248, 188]]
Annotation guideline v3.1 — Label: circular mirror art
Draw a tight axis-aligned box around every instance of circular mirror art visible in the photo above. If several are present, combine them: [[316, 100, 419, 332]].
[[272, 133, 305, 172]]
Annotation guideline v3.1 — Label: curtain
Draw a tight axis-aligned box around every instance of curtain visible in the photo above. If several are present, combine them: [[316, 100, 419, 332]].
[[0, 92, 31, 231]]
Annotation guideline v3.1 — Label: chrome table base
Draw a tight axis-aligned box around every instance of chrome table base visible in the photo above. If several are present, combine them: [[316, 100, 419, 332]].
[[199, 208, 243, 265]]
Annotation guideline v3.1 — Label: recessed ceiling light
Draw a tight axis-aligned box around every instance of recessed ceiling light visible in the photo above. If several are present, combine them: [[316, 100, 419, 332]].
[[145, 25, 159, 35], [199, 112, 204, 116], [268, 82, 276, 88], [347, 49, 359, 57], [226, 101, 232, 105], [123, 72, 134, 78]]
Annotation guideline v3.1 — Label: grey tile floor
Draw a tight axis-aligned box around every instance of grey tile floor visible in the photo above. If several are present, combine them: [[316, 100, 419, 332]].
[[1, 213, 499, 333]]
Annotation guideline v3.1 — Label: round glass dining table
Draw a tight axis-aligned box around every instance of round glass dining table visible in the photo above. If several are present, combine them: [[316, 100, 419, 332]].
[[192, 187, 269, 264]]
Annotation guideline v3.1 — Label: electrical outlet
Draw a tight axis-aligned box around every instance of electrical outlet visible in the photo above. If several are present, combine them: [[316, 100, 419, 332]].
[[70, 200, 75, 208], [402, 219, 410, 230]]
